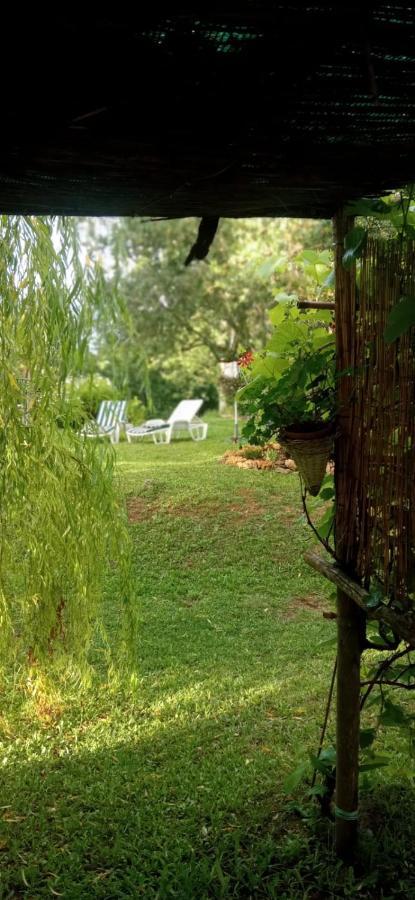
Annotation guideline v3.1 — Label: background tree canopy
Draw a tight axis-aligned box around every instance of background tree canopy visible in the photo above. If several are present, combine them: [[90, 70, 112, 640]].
[[85, 217, 331, 416]]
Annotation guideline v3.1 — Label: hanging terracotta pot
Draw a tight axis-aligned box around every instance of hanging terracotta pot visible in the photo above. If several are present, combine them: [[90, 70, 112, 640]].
[[280, 421, 335, 496]]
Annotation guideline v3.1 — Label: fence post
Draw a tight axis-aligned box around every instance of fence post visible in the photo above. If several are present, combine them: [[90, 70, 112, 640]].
[[333, 211, 364, 861]]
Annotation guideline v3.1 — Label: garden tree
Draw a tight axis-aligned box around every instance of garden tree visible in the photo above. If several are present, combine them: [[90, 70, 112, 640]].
[[0, 217, 134, 675], [85, 216, 331, 413]]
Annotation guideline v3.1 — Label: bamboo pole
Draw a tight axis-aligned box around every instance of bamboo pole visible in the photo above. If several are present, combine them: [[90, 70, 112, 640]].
[[334, 212, 365, 861]]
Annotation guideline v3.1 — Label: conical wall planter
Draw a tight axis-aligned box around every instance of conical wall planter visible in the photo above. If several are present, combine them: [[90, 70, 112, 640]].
[[280, 422, 334, 496]]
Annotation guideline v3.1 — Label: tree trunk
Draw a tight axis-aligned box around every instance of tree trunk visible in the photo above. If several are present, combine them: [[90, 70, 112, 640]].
[[218, 380, 228, 415]]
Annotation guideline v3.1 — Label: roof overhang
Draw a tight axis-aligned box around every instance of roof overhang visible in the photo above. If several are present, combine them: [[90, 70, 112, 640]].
[[2, 9, 415, 217]]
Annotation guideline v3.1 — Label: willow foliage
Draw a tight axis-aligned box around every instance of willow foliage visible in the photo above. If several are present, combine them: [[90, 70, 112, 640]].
[[0, 217, 134, 674]]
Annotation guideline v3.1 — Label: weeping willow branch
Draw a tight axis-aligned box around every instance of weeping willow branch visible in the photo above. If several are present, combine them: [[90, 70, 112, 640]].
[[0, 216, 135, 677]]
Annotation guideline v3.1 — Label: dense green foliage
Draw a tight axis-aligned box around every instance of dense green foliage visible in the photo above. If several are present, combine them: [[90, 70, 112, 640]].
[[69, 374, 119, 420], [1, 420, 415, 897], [0, 217, 134, 673], [69, 374, 147, 425], [238, 249, 335, 443], [239, 300, 335, 444], [85, 217, 331, 415]]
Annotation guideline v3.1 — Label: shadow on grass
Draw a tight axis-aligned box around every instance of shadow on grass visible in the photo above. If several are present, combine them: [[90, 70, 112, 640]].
[[2, 699, 415, 899]]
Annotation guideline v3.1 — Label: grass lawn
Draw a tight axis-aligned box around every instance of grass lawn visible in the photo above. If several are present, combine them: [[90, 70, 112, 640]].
[[1, 416, 415, 898]]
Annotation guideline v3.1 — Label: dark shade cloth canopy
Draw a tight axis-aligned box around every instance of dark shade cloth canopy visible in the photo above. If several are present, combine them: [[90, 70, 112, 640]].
[[2, 7, 415, 217]]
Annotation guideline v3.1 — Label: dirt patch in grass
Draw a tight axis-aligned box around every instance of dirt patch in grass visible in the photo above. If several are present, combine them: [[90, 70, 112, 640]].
[[283, 593, 332, 621], [163, 499, 224, 519], [294, 594, 328, 612], [126, 497, 160, 523], [229, 488, 266, 521], [127, 488, 266, 524], [279, 505, 299, 526], [231, 502, 265, 521], [172, 497, 266, 522], [34, 699, 63, 725]]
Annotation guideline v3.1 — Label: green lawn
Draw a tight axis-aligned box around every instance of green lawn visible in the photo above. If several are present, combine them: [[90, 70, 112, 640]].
[[1, 417, 415, 898]]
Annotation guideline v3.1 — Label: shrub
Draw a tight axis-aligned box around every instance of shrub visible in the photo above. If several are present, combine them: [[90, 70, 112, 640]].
[[148, 370, 218, 418], [241, 445, 264, 460], [69, 375, 119, 420], [127, 397, 147, 425]]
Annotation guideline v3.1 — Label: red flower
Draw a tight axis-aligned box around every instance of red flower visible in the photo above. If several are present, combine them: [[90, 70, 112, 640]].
[[237, 350, 254, 369]]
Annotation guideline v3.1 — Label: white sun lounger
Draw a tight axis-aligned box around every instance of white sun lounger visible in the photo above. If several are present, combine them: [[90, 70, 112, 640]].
[[81, 399, 127, 444], [126, 399, 208, 444]]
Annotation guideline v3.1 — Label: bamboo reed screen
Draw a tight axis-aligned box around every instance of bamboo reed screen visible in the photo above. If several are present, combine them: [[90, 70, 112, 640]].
[[339, 239, 415, 608]]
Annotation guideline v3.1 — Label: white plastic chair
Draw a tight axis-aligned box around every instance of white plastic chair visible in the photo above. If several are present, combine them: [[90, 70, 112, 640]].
[[126, 400, 208, 444], [81, 400, 127, 444]]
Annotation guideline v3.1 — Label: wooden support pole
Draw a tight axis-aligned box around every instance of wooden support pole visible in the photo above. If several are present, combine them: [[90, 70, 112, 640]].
[[334, 211, 364, 861], [335, 587, 363, 860], [304, 550, 415, 646], [297, 300, 335, 311]]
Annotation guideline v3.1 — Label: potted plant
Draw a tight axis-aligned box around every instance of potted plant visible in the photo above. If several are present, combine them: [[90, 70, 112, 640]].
[[238, 304, 336, 495]]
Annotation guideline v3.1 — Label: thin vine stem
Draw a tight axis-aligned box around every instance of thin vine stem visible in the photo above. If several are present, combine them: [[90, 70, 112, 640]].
[[301, 481, 336, 558], [360, 646, 410, 711], [311, 656, 337, 788]]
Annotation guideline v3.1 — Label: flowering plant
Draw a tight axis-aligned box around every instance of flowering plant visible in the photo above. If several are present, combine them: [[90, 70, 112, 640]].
[[237, 350, 254, 369], [237, 302, 335, 444]]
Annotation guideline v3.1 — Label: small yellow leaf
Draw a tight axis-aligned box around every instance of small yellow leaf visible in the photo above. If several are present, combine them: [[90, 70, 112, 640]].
[[8, 372, 18, 390]]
